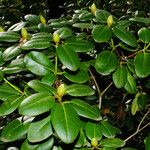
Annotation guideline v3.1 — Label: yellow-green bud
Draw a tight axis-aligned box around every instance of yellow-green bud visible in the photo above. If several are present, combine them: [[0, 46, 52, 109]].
[[107, 15, 113, 27], [53, 32, 60, 45], [40, 15, 46, 25], [57, 84, 66, 99], [91, 138, 98, 148], [21, 28, 28, 40], [0, 27, 4, 32], [90, 3, 97, 15]]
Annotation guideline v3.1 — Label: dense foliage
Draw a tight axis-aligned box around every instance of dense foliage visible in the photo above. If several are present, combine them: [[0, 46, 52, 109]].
[[0, 1, 150, 150]]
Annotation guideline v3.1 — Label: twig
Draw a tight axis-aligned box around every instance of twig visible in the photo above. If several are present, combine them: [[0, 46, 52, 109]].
[[89, 70, 113, 109], [124, 109, 150, 143], [89, 69, 101, 108]]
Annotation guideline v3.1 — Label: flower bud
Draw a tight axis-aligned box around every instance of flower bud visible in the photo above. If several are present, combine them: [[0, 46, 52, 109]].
[[91, 138, 98, 148], [0, 27, 4, 32], [53, 32, 60, 45], [107, 15, 113, 27], [40, 15, 46, 25], [90, 3, 97, 15], [21, 28, 28, 40], [57, 84, 66, 99]]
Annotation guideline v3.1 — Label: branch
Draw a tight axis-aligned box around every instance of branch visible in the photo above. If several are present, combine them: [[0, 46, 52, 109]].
[[124, 109, 150, 143]]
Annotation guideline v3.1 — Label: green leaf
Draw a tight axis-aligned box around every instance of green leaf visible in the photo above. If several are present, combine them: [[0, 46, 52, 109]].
[[92, 25, 112, 43], [70, 99, 101, 121], [31, 32, 52, 41], [63, 40, 94, 52], [24, 51, 54, 76], [1, 119, 29, 142], [117, 20, 132, 28], [144, 134, 150, 150], [27, 80, 56, 94], [24, 14, 40, 24], [56, 45, 80, 71], [129, 17, 150, 24], [0, 70, 4, 81], [79, 12, 93, 21], [0, 32, 20, 42], [64, 69, 89, 84], [66, 84, 95, 96], [121, 148, 138, 150], [21, 39, 50, 50], [75, 129, 85, 148], [0, 84, 20, 101], [134, 52, 150, 78], [100, 138, 125, 148], [2, 45, 22, 61], [41, 73, 56, 86], [124, 73, 137, 94], [101, 121, 121, 138], [2, 66, 24, 74], [138, 27, 150, 43], [85, 122, 102, 140], [28, 116, 53, 142], [51, 103, 80, 143], [55, 27, 73, 39], [0, 95, 23, 116], [95, 9, 111, 23], [73, 23, 94, 29], [113, 26, 137, 47], [137, 93, 147, 110], [21, 137, 54, 150], [112, 65, 128, 88], [95, 51, 119, 75], [131, 93, 139, 115], [19, 93, 55, 116]]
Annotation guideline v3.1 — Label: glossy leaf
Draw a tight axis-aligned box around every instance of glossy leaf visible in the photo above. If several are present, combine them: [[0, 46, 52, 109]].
[[131, 93, 139, 115], [51, 103, 80, 143], [137, 93, 147, 109], [113, 26, 137, 47], [92, 25, 112, 42], [31, 32, 52, 41], [21, 137, 54, 150], [1, 119, 29, 142], [0, 84, 20, 101], [112, 65, 128, 88], [64, 69, 89, 83], [0, 95, 23, 116], [55, 27, 73, 39], [24, 51, 53, 76], [138, 27, 150, 43], [85, 122, 102, 140], [129, 17, 150, 24], [134, 52, 150, 78], [73, 23, 94, 29], [66, 84, 95, 96], [2, 45, 22, 61], [19, 93, 55, 116], [124, 73, 137, 94], [63, 40, 94, 52], [27, 80, 56, 94], [41, 73, 56, 86], [144, 134, 150, 150], [95, 9, 111, 23], [56, 45, 80, 71], [28, 116, 53, 142], [95, 51, 119, 75], [70, 99, 101, 121], [75, 129, 85, 148], [21, 39, 50, 50], [101, 121, 121, 138], [100, 138, 125, 148]]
